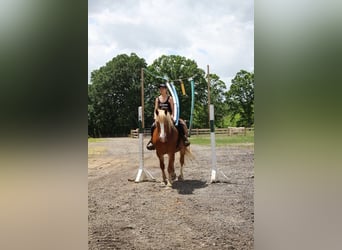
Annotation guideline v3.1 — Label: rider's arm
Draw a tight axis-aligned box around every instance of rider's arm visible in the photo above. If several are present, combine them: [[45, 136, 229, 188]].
[[153, 97, 158, 120], [169, 96, 174, 120]]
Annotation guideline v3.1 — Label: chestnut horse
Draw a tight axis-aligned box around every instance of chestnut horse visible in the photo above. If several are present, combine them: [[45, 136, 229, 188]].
[[152, 109, 189, 186]]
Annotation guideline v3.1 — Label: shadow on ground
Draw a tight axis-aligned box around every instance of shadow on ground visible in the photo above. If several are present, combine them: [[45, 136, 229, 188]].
[[172, 179, 208, 194]]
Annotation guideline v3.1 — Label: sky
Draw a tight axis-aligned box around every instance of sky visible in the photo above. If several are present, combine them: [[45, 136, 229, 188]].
[[88, 0, 254, 88]]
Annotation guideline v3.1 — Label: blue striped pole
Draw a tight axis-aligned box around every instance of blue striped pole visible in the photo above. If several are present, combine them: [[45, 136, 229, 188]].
[[210, 104, 217, 183], [166, 81, 179, 125]]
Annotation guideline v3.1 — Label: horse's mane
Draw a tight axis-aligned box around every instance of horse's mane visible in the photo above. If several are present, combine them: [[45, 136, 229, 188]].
[[155, 109, 174, 133]]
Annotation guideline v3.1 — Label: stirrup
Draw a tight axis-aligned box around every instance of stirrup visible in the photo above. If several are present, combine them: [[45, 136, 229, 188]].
[[146, 141, 155, 150]]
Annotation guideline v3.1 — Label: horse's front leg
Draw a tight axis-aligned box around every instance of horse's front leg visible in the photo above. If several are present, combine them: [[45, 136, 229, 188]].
[[157, 152, 167, 184], [166, 153, 176, 186]]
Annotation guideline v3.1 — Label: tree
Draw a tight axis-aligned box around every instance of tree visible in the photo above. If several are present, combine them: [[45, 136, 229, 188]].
[[88, 53, 147, 137], [225, 70, 254, 127], [208, 73, 228, 127], [143, 55, 208, 128], [144, 55, 227, 128]]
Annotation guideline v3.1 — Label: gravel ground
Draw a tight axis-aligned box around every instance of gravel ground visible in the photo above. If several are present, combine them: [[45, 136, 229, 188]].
[[88, 137, 254, 249]]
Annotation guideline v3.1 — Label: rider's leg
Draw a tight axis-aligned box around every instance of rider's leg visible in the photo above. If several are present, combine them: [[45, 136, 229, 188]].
[[146, 122, 156, 150], [177, 123, 190, 147]]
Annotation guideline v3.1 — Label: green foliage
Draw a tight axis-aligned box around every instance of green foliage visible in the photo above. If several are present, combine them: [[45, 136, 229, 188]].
[[225, 70, 254, 127], [88, 53, 147, 137], [208, 73, 228, 128], [222, 113, 241, 127]]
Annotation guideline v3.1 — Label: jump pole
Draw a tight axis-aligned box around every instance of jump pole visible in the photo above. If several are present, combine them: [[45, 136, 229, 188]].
[[210, 104, 218, 183], [135, 106, 155, 182], [166, 81, 179, 125]]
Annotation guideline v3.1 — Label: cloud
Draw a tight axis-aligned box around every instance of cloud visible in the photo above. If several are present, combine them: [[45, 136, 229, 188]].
[[88, 0, 254, 87]]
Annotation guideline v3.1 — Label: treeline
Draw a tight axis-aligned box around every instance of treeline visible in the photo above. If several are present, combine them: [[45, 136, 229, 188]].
[[88, 53, 254, 137]]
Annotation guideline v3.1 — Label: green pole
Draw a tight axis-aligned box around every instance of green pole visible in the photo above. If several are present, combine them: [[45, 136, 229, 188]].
[[188, 79, 195, 137]]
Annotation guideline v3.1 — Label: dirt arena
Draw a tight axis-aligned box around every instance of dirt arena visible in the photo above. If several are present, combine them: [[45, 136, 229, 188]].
[[88, 137, 254, 249]]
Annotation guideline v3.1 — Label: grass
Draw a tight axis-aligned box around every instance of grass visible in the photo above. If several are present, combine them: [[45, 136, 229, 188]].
[[189, 133, 254, 146], [88, 138, 108, 156], [87, 133, 254, 147], [88, 138, 107, 142], [88, 146, 108, 156]]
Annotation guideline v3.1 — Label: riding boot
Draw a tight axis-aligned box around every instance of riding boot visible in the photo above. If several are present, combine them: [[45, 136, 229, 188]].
[[183, 135, 190, 147], [177, 124, 190, 147], [146, 123, 156, 150]]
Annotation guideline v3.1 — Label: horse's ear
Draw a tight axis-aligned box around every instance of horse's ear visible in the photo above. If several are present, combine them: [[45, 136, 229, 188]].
[[155, 109, 159, 116]]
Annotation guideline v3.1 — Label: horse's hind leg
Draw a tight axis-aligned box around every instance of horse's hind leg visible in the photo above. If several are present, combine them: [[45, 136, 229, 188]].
[[178, 149, 185, 181]]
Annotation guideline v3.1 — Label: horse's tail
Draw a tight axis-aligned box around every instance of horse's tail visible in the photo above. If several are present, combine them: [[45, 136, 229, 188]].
[[183, 146, 194, 160]]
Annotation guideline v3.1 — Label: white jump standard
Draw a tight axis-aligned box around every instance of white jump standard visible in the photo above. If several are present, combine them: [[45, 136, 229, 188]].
[[134, 106, 155, 182], [210, 104, 218, 183]]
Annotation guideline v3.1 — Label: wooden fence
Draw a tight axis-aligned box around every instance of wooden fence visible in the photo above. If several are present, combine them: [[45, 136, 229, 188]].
[[130, 127, 254, 138]]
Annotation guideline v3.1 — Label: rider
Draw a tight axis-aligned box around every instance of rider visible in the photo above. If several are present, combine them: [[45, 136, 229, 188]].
[[146, 82, 190, 150]]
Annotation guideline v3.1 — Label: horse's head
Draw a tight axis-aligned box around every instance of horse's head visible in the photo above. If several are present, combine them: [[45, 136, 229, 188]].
[[155, 109, 173, 143]]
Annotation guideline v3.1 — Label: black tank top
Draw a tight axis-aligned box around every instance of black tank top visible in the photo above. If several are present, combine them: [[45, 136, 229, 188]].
[[158, 96, 172, 114]]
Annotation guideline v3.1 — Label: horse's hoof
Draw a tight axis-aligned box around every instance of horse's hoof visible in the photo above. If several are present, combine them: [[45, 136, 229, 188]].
[[166, 180, 172, 187], [171, 173, 177, 180], [178, 175, 184, 181]]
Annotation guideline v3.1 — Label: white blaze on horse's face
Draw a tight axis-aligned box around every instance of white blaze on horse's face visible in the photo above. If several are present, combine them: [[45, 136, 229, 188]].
[[159, 122, 167, 142]]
